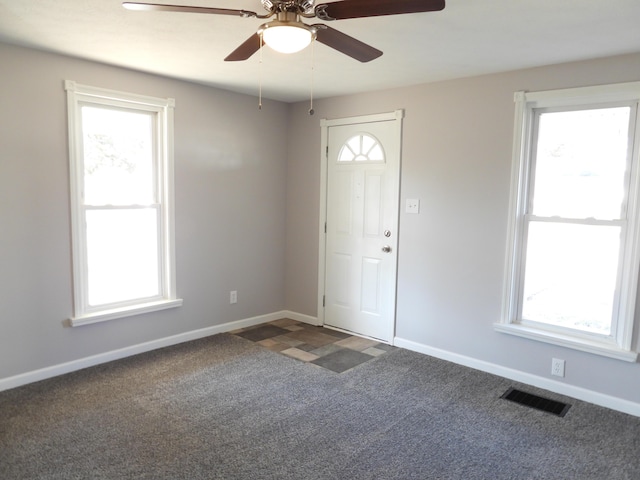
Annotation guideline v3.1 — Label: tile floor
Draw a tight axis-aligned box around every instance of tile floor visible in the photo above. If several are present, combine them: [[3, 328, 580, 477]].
[[230, 318, 395, 373]]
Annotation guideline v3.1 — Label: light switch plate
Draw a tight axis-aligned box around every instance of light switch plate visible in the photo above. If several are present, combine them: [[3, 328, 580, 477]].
[[406, 198, 420, 214]]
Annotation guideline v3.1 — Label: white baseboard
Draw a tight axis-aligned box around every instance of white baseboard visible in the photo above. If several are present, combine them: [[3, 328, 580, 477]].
[[394, 337, 640, 418], [0, 310, 317, 393], [284, 310, 321, 326], [4, 314, 636, 418]]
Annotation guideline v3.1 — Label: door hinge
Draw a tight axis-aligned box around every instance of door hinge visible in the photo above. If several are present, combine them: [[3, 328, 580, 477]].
[[326, 146, 328, 158], [323, 295, 325, 307], [324, 222, 327, 233]]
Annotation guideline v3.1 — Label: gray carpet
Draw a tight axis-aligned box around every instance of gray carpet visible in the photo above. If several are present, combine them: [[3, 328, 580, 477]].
[[1, 333, 639, 479]]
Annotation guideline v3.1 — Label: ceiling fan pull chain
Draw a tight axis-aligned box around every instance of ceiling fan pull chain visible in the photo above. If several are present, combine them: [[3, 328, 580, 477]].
[[258, 33, 264, 110], [308, 39, 315, 115]]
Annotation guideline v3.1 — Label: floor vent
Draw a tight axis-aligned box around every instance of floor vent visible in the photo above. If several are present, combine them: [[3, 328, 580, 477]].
[[501, 387, 571, 417]]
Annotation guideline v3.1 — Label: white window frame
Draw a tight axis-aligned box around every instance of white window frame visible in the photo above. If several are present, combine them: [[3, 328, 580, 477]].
[[65, 81, 182, 326], [496, 82, 640, 362]]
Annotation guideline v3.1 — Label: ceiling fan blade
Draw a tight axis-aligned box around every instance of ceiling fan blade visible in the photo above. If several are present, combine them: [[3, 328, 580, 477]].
[[224, 33, 262, 61], [314, 25, 382, 63], [122, 2, 257, 18], [315, 0, 445, 21]]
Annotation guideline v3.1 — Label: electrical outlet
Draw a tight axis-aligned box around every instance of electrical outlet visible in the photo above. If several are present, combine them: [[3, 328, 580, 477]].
[[551, 358, 565, 377], [230, 290, 237, 304]]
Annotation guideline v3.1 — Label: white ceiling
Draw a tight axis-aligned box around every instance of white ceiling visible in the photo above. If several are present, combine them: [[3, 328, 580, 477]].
[[1, 0, 639, 103]]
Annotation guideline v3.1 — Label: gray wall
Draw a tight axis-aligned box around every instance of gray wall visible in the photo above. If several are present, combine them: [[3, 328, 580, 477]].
[[2, 39, 640, 411], [0, 43, 288, 379], [285, 53, 640, 405]]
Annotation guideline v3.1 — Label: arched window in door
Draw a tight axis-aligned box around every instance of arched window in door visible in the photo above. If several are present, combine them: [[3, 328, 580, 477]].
[[338, 133, 385, 163]]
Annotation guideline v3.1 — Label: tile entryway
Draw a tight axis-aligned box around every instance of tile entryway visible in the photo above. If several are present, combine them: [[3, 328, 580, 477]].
[[230, 318, 395, 373]]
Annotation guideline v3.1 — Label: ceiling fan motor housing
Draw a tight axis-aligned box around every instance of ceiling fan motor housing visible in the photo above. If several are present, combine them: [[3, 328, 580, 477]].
[[261, 0, 316, 14]]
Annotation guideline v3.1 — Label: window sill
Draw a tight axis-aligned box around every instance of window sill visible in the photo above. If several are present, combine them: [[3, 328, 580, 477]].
[[494, 322, 638, 362], [70, 299, 183, 327]]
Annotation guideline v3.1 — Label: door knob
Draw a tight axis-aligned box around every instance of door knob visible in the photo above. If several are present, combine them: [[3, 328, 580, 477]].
[[382, 245, 392, 253]]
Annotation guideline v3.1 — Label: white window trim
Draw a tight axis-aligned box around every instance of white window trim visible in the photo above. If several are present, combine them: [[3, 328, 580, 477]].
[[65, 81, 182, 326], [496, 82, 640, 362]]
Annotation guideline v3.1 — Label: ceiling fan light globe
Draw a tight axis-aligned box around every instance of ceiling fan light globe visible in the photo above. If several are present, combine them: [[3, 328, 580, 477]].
[[262, 25, 313, 54]]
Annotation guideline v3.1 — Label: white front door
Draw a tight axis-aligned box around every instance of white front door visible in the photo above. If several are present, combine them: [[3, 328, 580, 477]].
[[319, 111, 402, 343]]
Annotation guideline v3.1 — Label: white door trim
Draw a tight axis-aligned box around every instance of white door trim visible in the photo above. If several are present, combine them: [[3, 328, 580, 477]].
[[317, 109, 404, 334]]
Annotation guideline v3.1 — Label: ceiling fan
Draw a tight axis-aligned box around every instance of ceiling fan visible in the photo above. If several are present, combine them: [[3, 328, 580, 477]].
[[123, 0, 446, 62]]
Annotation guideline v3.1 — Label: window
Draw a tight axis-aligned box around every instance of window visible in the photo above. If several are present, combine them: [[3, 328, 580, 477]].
[[497, 82, 640, 361], [338, 133, 385, 162], [65, 81, 181, 326]]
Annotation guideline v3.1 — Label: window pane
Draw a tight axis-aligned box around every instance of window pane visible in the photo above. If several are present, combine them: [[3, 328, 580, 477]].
[[339, 145, 355, 162], [532, 107, 630, 219], [522, 222, 620, 335], [82, 106, 155, 205], [368, 144, 384, 161], [86, 208, 160, 306]]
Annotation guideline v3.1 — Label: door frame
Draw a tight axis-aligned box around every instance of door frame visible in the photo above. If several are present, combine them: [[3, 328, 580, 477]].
[[317, 109, 404, 341]]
